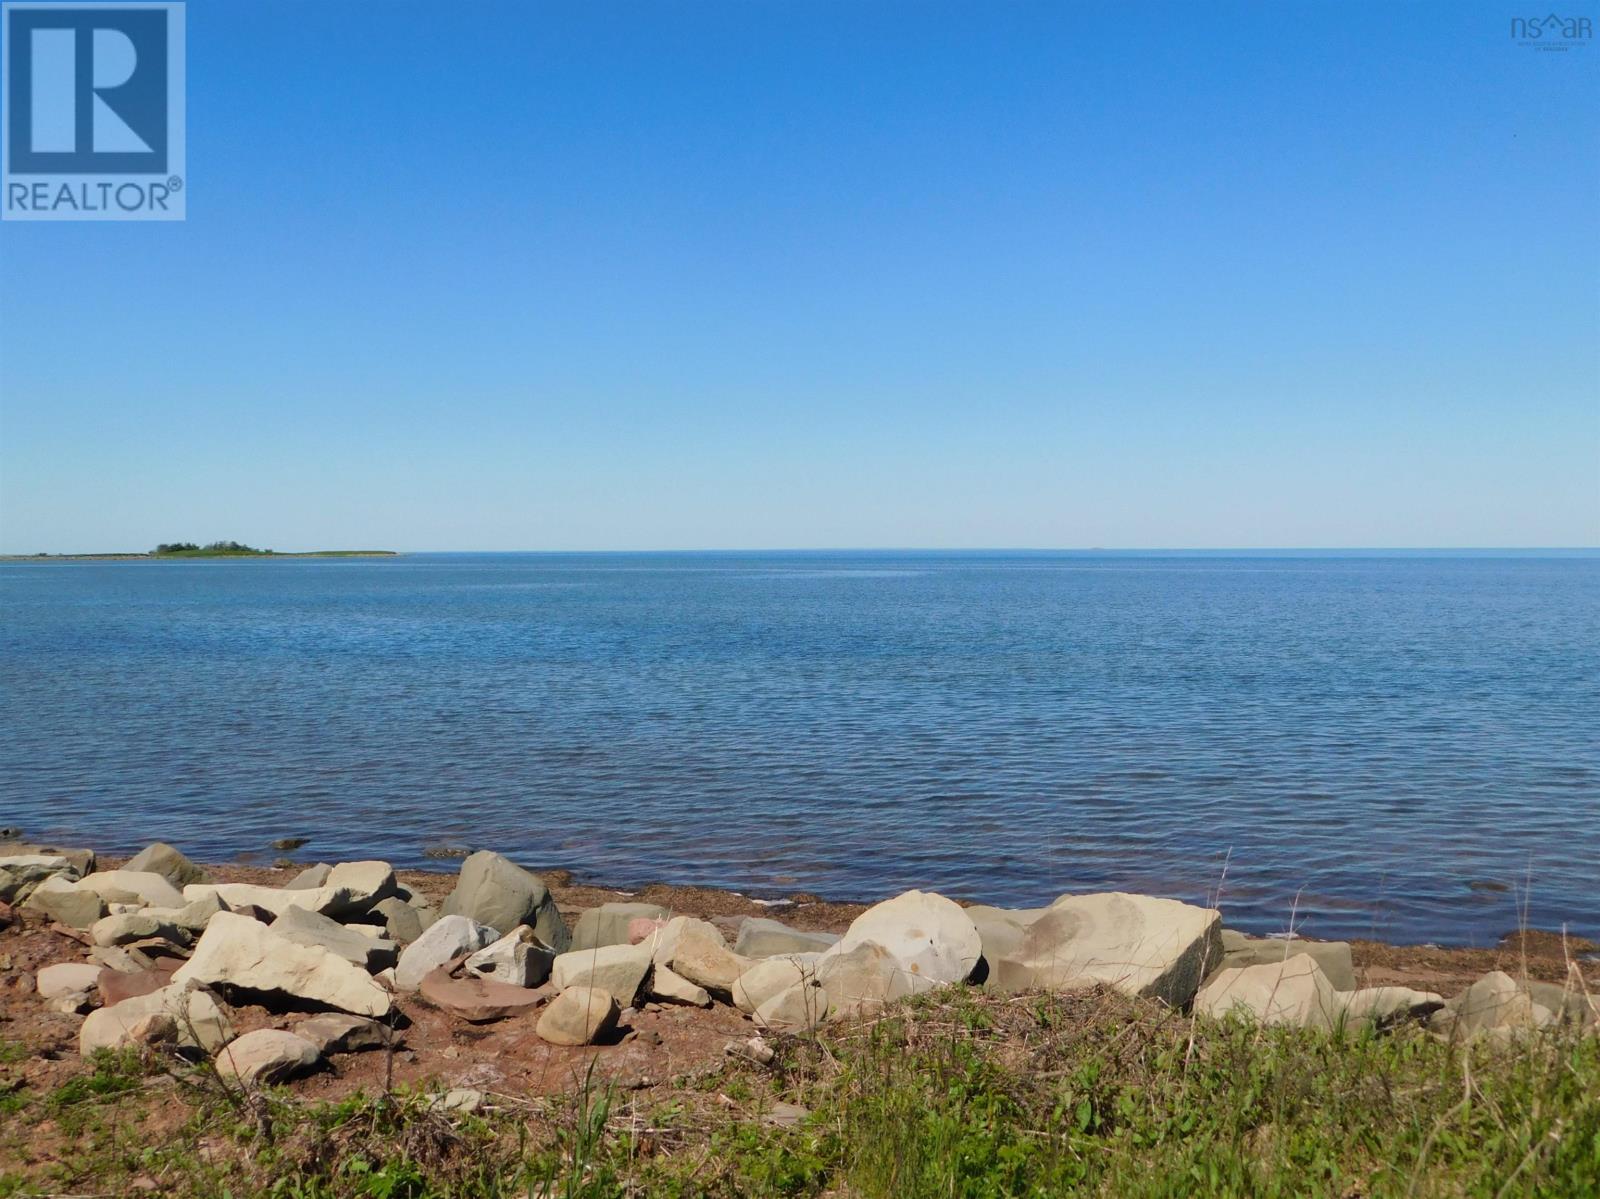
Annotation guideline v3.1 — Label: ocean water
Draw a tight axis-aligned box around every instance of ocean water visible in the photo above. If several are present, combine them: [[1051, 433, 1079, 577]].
[[1, 551, 1596, 946]]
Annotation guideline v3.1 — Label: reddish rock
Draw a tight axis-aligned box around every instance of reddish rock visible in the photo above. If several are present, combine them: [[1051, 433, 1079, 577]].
[[417, 967, 551, 1023], [627, 917, 670, 945], [97, 963, 178, 1007], [0, 900, 14, 930]]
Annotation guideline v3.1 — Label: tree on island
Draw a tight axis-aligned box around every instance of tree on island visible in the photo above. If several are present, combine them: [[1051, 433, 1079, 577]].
[[152, 541, 273, 555]]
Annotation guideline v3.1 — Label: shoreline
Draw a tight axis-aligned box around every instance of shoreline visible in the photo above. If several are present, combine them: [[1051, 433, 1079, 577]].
[[9, 832, 1591, 955], [96, 849, 1600, 987], [3, 838, 1596, 1195]]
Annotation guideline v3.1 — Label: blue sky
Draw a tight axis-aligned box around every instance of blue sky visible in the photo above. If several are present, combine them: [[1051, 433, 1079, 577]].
[[1, 0, 1596, 552]]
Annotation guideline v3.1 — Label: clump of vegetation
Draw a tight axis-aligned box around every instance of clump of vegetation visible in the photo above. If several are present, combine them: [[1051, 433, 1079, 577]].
[[152, 541, 273, 556], [0, 990, 1595, 1197]]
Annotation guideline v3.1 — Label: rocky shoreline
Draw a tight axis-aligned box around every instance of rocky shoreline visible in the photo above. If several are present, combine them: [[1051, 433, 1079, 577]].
[[3, 836, 1596, 1105]]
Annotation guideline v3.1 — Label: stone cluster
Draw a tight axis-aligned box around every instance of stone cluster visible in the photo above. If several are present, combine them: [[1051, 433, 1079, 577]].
[[4, 841, 1594, 1089]]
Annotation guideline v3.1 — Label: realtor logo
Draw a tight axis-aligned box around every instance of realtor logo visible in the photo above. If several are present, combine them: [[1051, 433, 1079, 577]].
[[2, 2, 185, 220]]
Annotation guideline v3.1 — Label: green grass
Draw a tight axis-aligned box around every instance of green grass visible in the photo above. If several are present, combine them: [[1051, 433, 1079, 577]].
[[0, 989, 1595, 1197]]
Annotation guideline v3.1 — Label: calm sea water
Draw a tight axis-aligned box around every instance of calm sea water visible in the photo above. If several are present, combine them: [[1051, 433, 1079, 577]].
[[2, 551, 1596, 945]]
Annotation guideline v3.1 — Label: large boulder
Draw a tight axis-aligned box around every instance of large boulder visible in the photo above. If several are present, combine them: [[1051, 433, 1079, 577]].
[[173, 911, 391, 1017], [837, 891, 981, 985], [270, 906, 398, 972], [571, 902, 671, 952], [963, 904, 1048, 966], [1195, 956, 1341, 1030], [536, 985, 617, 1046], [815, 941, 934, 1020], [37, 962, 103, 1001], [394, 915, 497, 990], [734, 918, 839, 959], [1218, 930, 1356, 992], [215, 1029, 322, 1085], [989, 893, 1221, 1007], [441, 852, 569, 952], [550, 943, 653, 1006], [754, 982, 829, 1034], [463, 926, 556, 988], [123, 843, 208, 888], [74, 870, 185, 909], [647, 917, 750, 999], [79, 983, 228, 1054], [1525, 980, 1600, 1030], [21, 875, 105, 928]]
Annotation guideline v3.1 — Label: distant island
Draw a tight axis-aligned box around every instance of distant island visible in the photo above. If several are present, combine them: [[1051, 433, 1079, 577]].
[[2, 540, 399, 561]]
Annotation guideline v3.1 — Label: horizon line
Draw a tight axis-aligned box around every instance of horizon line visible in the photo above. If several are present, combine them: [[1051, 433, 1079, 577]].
[[7, 545, 1599, 558]]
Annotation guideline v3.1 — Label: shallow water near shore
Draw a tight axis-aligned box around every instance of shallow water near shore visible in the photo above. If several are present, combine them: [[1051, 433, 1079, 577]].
[[2, 550, 1596, 945]]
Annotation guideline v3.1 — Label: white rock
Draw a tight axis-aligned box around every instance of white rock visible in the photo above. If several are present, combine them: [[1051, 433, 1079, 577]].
[[645, 917, 750, 997], [1195, 956, 1341, 1030], [270, 906, 399, 972], [182, 882, 322, 917], [550, 943, 654, 1006], [649, 965, 711, 1007], [464, 925, 556, 988], [753, 981, 829, 1033], [815, 941, 934, 1020], [989, 892, 1222, 1006], [75, 870, 185, 909], [394, 914, 497, 990], [215, 1028, 323, 1085], [836, 890, 982, 985], [79, 983, 228, 1054], [1434, 971, 1559, 1039], [173, 911, 392, 1017], [1338, 986, 1445, 1029], [733, 955, 821, 1014], [36, 962, 102, 1000]]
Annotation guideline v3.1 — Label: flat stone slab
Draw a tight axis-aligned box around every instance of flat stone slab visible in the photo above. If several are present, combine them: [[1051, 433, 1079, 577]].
[[419, 968, 551, 1022]]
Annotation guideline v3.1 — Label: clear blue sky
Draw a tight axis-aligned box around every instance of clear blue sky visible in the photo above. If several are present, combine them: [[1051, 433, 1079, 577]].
[[1, 0, 1596, 552]]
